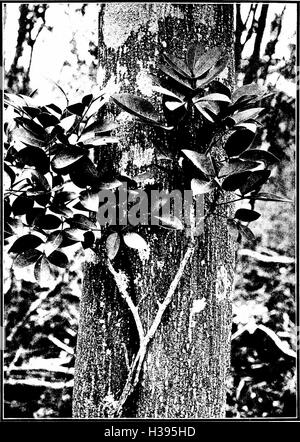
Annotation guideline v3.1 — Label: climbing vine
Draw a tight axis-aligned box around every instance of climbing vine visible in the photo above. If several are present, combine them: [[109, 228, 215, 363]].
[[4, 42, 292, 415]]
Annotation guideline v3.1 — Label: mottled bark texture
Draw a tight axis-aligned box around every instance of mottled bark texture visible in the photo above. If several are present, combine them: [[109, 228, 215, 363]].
[[73, 3, 235, 418]]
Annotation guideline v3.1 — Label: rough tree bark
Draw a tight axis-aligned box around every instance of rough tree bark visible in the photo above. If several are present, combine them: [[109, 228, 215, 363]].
[[73, 3, 235, 418]]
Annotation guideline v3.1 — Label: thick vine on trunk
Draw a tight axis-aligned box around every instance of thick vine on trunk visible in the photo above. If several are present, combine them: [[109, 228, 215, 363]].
[[73, 3, 235, 418]]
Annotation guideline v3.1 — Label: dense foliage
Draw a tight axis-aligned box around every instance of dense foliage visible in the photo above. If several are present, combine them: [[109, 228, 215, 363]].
[[4, 43, 290, 280]]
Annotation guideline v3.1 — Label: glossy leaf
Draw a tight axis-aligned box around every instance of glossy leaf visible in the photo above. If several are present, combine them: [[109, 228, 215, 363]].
[[82, 119, 118, 136], [52, 191, 76, 207], [34, 214, 62, 230], [22, 106, 41, 119], [106, 232, 121, 260], [234, 122, 257, 133], [15, 117, 46, 138], [34, 255, 53, 284], [69, 157, 99, 188], [239, 170, 271, 195], [191, 178, 216, 196], [227, 107, 264, 126], [199, 100, 220, 115], [224, 129, 255, 157], [48, 250, 69, 268], [45, 103, 62, 115], [51, 146, 86, 169], [36, 112, 60, 128], [26, 207, 46, 226], [123, 232, 148, 250], [112, 93, 162, 125], [182, 150, 214, 176], [67, 102, 85, 116], [237, 222, 255, 242], [4, 199, 11, 218], [68, 214, 97, 230], [59, 114, 77, 132], [239, 149, 279, 165], [84, 97, 106, 120], [13, 126, 45, 148], [234, 208, 261, 222], [79, 190, 100, 212], [18, 146, 50, 174], [231, 96, 259, 111], [5, 217, 24, 236], [209, 80, 231, 98], [193, 46, 222, 78], [232, 83, 266, 103], [50, 204, 73, 218], [14, 249, 42, 268], [30, 169, 50, 191], [247, 192, 293, 203], [48, 142, 65, 156], [12, 195, 34, 216], [165, 101, 185, 111], [153, 214, 184, 230], [222, 171, 251, 192], [9, 234, 44, 254], [44, 231, 63, 257], [63, 228, 85, 243], [194, 102, 215, 122], [163, 52, 191, 78], [195, 93, 231, 103], [218, 160, 259, 177], [81, 136, 119, 146], [30, 170, 51, 206], [158, 64, 193, 90], [82, 94, 93, 107], [196, 56, 229, 89], [5, 92, 28, 110], [186, 43, 204, 74]]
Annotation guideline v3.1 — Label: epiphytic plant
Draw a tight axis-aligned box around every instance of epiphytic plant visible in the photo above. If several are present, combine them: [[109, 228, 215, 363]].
[[4, 42, 292, 415]]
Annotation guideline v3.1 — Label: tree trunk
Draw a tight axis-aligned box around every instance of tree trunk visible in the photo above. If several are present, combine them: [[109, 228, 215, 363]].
[[73, 3, 235, 419]]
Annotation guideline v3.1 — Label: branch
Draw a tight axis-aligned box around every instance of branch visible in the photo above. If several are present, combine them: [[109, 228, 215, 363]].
[[238, 248, 294, 264], [6, 5, 29, 91], [107, 260, 145, 343], [242, 4, 258, 46], [4, 365, 74, 375], [235, 4, 244, 72], [244, 4, 269, 84], [231, 322, 296, 359], [244, 4, 256, 31], [4, 378, 73, 389], [146, 241, 195, 343], [48, 335, 74, 355], [113, 240, 196, 417]]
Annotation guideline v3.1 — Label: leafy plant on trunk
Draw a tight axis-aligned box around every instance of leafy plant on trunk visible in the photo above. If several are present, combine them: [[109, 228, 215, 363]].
[[4, 42, 292, 416]]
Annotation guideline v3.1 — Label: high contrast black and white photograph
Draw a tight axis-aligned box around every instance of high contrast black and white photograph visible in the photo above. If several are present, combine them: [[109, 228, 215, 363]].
[[2, 2, 298, 424]]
